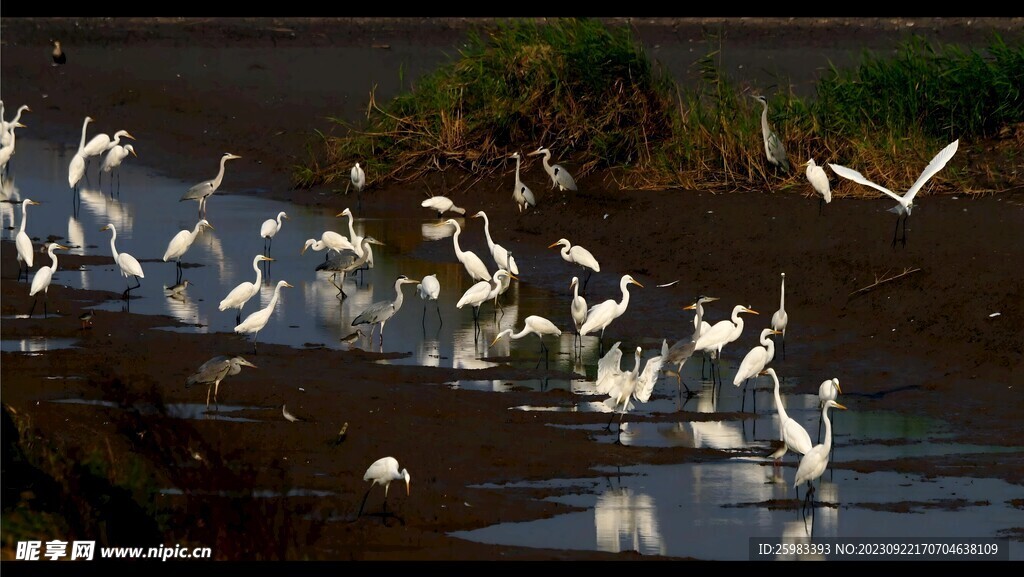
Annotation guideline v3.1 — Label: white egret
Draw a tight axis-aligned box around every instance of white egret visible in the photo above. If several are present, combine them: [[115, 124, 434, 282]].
[[163, 218, 213, 283], [186, 355, 257, 409], [435, 219, 490, 282], [351, 275, 420, 346], [29, 243, 69, 318], [817, 378, 842, 444], [99, 143, 137, 195], [219, 254, 273, 325], [82, 129, 135, 171], [1, 104, 31, 146], [417, 273, 442, 327], [569, 276, 588, 351], [0, 122, 25, 177], [528, 146, 578, 191], [68, 116, 93, 191], [420, 195, 466, 218], [762, 368, 813, 467], [100, 223, 145, 298], [349, 161, 365, 195], [259, 211, 288, 254], [794, 399, 847, 508], [51, 40, 66, 65], [751, 94, 790, 172], [357, 456, 410, 518], [805, 159, 831, 215], [14, 198, 39, 281], [471, 210, 519, 276], [301, 230, 356, 259], [829, 139, 959, 247], [694, 304, 758, 386], [235, 279, 293, 354], [771, 272, 788, 360], [315, 236, 384, 298], [548, 237, 600, 294], [336, 207, 374, 271], [664, 296, 719, 395], [733, 328, 782, 412], [180, 152, 241, 218], [596, 340, 668, 441], [509, 151, 536, 213], [456, 269, 514, 327], [579, 274, 642, 352], [490, 315, 562, 366]]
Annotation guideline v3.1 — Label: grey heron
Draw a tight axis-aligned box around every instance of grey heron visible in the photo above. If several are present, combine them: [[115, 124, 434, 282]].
[[510, 152, 536, 213], [28, 243, 68, 318], [219, 254, 273, 325], [163, 219, 213, 284], [351, 275, 420, 345], [751, 94, 790, 173], [186, 354, 257, 409], [315, 235, 384, 299], [180, 152, 241, 218], [234, 279, 293, 354], [100, 223, 145, 299], [528, 146, 578, 191], [663, 295, 718, 396]]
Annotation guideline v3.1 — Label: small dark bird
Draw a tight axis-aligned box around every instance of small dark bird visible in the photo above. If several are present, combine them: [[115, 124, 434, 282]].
[[339, 329, 365, 345], [51, 40, 66, 65], [166, 279, 193, 296], [79, 310, 94, 330], [330, 422, 349, 446]]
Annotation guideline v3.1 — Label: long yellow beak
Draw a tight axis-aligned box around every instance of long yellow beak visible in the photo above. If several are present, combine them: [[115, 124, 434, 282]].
[[833, 403, 848, 410], [682, 304, 696, 311], [632, 279, 644, 288], [547, 242, 560, 249]]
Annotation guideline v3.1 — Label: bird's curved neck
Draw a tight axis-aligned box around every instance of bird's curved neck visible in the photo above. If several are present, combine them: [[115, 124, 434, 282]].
[[560, 244, 571, 261], [540, 150, 553, 175], [18, 203, 29, 233], [514, 156, 522, 181], [47, 247, 60, 272], [212, 156, 230, 189], [450, 224, 463, 253], [392, 281, 408, 311], [190, 222, 205, 240], [764, 338, 776, 362], [479, 213, 495, 248], [108, 229, 120, 260], [572, 282, 580, 300], [345, 212, 357, 239], [268, 284, 284, 308], [760, 101, 770, 130], [823, 405, 835, 451], [252, 259, 264, 284], [772, 374, 789, 421], [78, 118, 91, 151], [690, 303, 705, 339], [779, 277, 785, 309], [616, 279, 633, 315], [277, 213, 286, 226]]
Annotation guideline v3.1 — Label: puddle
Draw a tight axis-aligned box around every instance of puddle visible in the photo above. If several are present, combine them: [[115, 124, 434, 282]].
[[159, 487, 334, 498], [49, 398, 266, 422], [1, 337, 79, 353]]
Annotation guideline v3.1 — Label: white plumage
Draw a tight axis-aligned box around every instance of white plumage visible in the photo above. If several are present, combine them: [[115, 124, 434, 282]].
[[764, 368, 814, 462], [510, 152, 536, 212], [437, 218, 490, 282], [472, 210, 519, 275], [235, 280, 292, 353], [219, 254, 272, 323], [421, 195, 466, 217]]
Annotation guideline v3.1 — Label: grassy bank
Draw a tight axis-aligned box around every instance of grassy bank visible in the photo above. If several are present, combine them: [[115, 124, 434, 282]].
[[296, 18, 1024, 196]]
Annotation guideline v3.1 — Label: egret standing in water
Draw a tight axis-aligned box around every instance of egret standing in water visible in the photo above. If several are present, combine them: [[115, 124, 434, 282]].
[[219, 254, 273, 325], [829, 139, 959, 247], [663, 296, 719, 396], [472, 210, 519, 276], [529, 146, 578, 192], [694, 305, 758, 387], [817, 378, 842, 445], [491, 315, 562, 368], [732, 328, 782, 412], [357, 456, 410, 519], [29, 243, 69, 318], [509, 151, 536, 213], [762, 368, 813, 469], [235, 280, 292, 354], [417, 273, 442, 328], [751, 94, 790, 173], [163, 218, 213, 284], [549, 238, 600, 294], [351, 275, 420, 346], [795, 399, 847, 510], [14, 198, 39, 281], [260, 211, 288, 255], [580, 274, 642, 354], [456, 269, 514, 330], [68, 116, 93, 193], [805, 159, 831, 215], [771, 272, 788, 360], [349, 162, 365, 195], [180, 152, 241, 218], [435, 219, 491, 282], [596, 341, 668, 442], [100, 223, 145, 299], [336, 207, 374, 276], [99, 143, 137, 196], [569, 276, 588, 352]]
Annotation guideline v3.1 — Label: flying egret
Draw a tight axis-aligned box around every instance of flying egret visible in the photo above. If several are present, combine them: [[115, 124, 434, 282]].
[[315, 236, 384, 298], [733, 328, 782, 411], [549, 238, 600, 294], [596, 340, 668, 442], [805, 159, 831, 215], [694, 305, 758, 386], [14, 198, 39, 281], [82, 129, 135, 175], [762, 367, 814, 468], [260, 211, 288, 254], [491, 315, 562, 367], [794, 399, 847, 510], [829, 139, 959, 247], [357, 456, 410, 519], [817, 378, 842, 445], [417, 273, 442, 327], [528, 146, 578, 191], [186, 355, 257, 410], [471, 210, 519, 276], [434, 219, 491, 282], [351, 275, 420, 346], [180, 152, 241, 218], [579, 274, 642, 353], [29, 243, 68, 318], [219, 254, 273, 325], [664, 296, 719, 396], [235, 279, 292, 354], [100, 223, 145, 298], [420, 195, 466, 218], [163, 218, 213, 284], [569, 276, 588, 352], [751, 94, 790, 173], [456, 269, 514, 328], [771, 272, 788, 360], [336, 207, 374, 272], [349, 161, 365, 195], [51, 40, 66, 65], [509, 152, 536, 213], [301, 230, 356, 260], [68, 116, 94, 192], [99, 143, 137, 195]]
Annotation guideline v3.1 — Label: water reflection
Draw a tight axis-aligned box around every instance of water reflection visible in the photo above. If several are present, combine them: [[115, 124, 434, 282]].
[[595, 478, 666, 556]]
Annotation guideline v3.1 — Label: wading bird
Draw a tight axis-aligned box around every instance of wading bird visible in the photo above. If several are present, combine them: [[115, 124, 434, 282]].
[[234, 279, 292, 354], [472, 210, 519, 276], [817, 378, 842, 445], [805, 159, 831, 215], [100, 223, 145, 298], [357, 456, 410, 519], [664, 296, 718, 396], [795, 399, 847, 510], [260, 211, 288, 254], [1, 104, 31, 147], [435, 219, 490, 282], [29, 243, 68, 318], [751, 94, 790, 173], [51, 40, 66, 65], [14, 198, 39, 281], [186, 355, 257, 410], [315, 236, 384, 298], [349, 162, 365, 195], [529, 146, 578, 192], [733, 328, 782, 411], [163, 219, 213, 284], [301, 230, 356, 260], [694, 305, 758, 386], [771, 272, 788, 360], [829, 139, 959, 247], [79, 310, 94, 330], [166, 279, 193, 296], [569, 276, 588, 351], [549, 238, 599, 294], [491, 315, 562, 367], [763, 368, 813, 468], [68, 116, 94, 192], [510, 151, 536, 213], [420, 195, 466, 218], [596, 340, 668, 442], [336, 207, 374, 273], [0, 122, 25, 177], [351, 275, 420, 346], [82, 129, 135, 174], [417, 273, 441, 327], [580, 274, 642, 353], [180, 152, 241, 218], [456, 269, 514, 329], [99, 143, 137, 195], [219, 254, 273, 325]]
